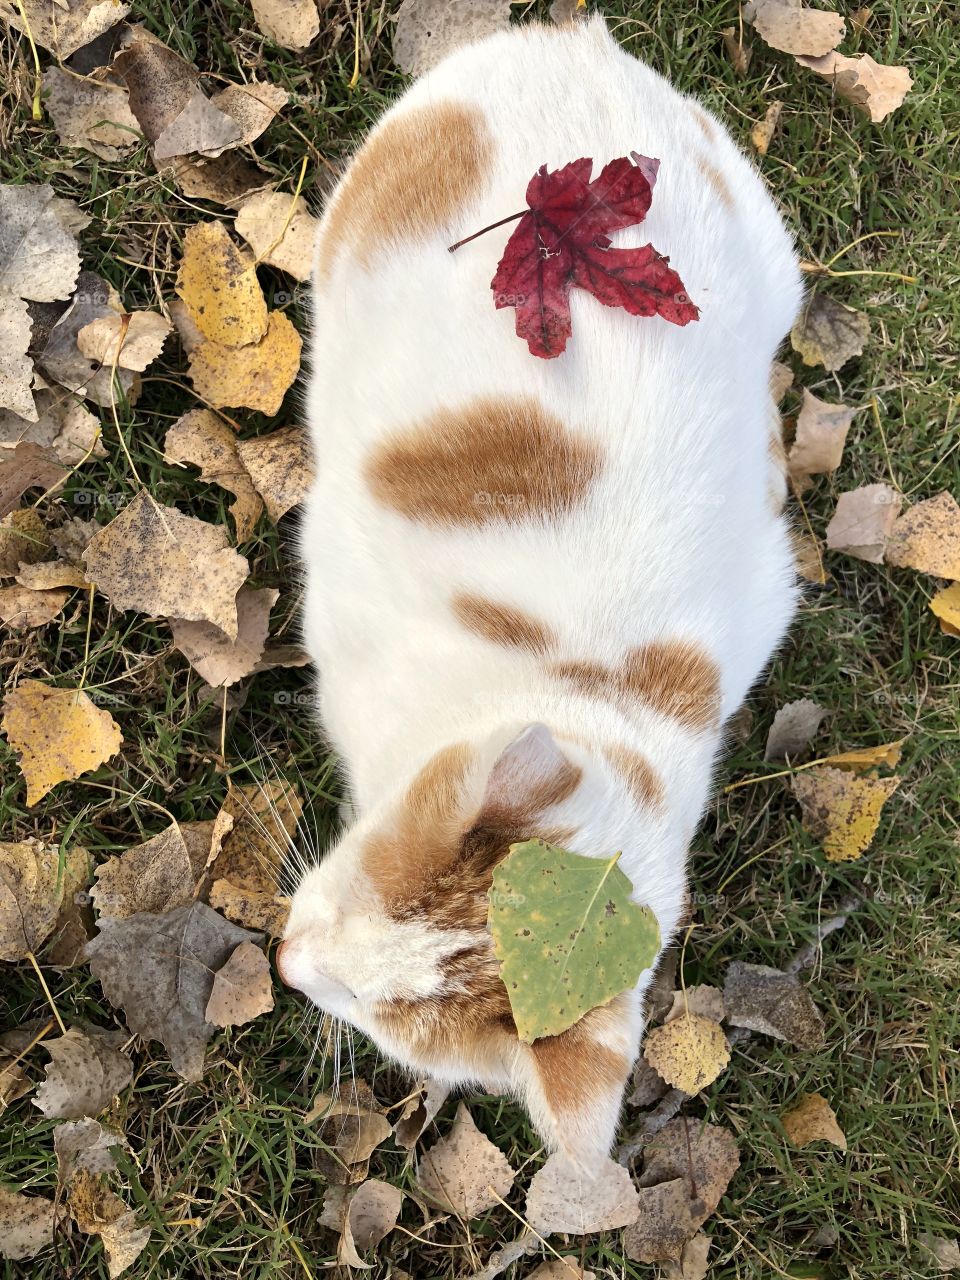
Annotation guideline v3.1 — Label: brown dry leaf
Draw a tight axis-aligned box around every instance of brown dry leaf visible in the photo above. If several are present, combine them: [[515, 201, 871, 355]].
[[236, 426, 312, 522], [164, 408, 263, 541], [323, 1178, 402, 1264], [0, 183, 85, 304], [153, 88, 243, 161], [393, 0, 513, 76], [825, 483, 902, 563], [624, 1118, 739, 1263], [46, 844, 94, 967], [751, 101, 783, 156], [792, 766, 900, 862], [82, 491, 250, 638], [0, 1049, 32, 1109], [663, 984, 726, 1025], [0, 297, 36, 419], [930, 583, 960, 638], [723, 961, 825, 1047], [308, 1091, 393, 1166], [17, 559, 89, 590], [628, 1055, 670, 1108], [0, 1184, 55, 1261], [549, 0, 587, 23], [207, 780, 298, 934], [76, 311, 171, 373], [66, 1168, 151, 1278], [251, 0, 320, 49], [781, 1092, 846, 1149], [918, 1235, 960, 1272], [0, 442, 66, 517], [525, 1153, 639, 1235], [0, 389, 104, 466], [796, 50, 913, 122], [0, 0, 130, 58], [885, 491, 960, 580], [212, 82, 288, 147], [770, 360, 794, 402], [188, 311, 302, 415], [0, 583, 69, 630], [1, 681, 122, 806], [721, 26, 753, 77], [86, 900, 263, 1080], [235, 192, 319, 282], [176, 221, 268, 348], [0, 508, 50, 577], [39, 271, 139, 408], [171, 585, 278, 686], [794, 530, 828, 583], [662, 1233, 712, 1280], [822, 739, 906, 771], [393, 1077, 451, 1149], [417, 1102, 515, 1219], [54, 1116, 129, 1179], [0, 838, 65, 961], [643, 1013, 730, 1096], [764, 697, 828, 762], [529, 1264, 596, 1280], [752, 2, 844, 56], [91, 821, 207, 920], [787, 389, 856, 486], [208, 879, 290, 935], [791, 294, 870, 371], [41, 67, 140, 160], [171, 154, 273, 209], [34, 1026, 132, 1120], [205, 940, 274, 1026]]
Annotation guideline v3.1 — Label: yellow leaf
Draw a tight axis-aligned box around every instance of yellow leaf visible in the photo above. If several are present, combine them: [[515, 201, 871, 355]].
[[176, 220, 268, 348], [822, 739, 906, 771], [643, 1012, 730, 1095], [781, 1092, 846, 1150], [1, 681, 122, 806], [188, 311, 302, 415], [885, 491, 960, 581], [930, 582, 960, 638], [792, 766, 899, 862]]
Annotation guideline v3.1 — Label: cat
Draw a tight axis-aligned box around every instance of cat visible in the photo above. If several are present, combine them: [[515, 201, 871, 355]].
[[280, 14, 802, 1169]]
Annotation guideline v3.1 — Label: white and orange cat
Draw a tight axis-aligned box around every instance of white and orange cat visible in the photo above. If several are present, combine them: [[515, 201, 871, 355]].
[[280, 16, 801, 1168]]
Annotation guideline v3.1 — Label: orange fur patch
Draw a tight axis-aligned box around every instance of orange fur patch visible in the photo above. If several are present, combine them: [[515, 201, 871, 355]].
[[698, 157, 734, 210], [316, 102, 493, 280], [451, 592, 556, 655], [602, 743, 665, 811], [364, 396, 602, 527], [692, 106, 716, 140], [530, 999, 631, 1114]]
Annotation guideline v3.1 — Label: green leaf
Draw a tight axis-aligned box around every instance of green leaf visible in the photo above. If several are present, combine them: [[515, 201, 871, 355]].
[[488, 838, 660, 1043]]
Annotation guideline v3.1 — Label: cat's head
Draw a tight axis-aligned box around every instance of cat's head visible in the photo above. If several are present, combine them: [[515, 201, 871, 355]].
[[279, 723, 679, 1168]]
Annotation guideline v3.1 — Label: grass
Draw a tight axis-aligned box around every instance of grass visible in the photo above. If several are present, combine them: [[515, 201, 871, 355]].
[[1, 1, 958, 1277]]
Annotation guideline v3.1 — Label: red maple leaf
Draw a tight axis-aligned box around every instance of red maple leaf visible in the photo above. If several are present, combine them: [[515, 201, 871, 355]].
[[487, 154, 698, 359]]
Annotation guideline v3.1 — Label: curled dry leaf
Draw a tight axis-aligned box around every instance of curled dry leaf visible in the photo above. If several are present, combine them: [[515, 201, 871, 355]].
[[82, 491, 250, 639], [885, 491, 960, 580], [164, 408, 263, 542], [0, 389, 104, 466], [205, 940, 274, 1026], [54, 1116, 129, 1178], [45, 844, 94, 968], [39, 271, 139, 408], [91, 821, 209, 920], [0, 584, 69, 630], [171, 585, 278, 687], [787, 389, 856, 486], [393, 0, 513, 76], [0, 838, 65, 961], [643, 1012, 730, 1095], [662, 1233, 712, 1280], [791, 294, 870, 372], [176, 220, 268, 348], [188, 311, 302, 415], [822, 739, 905, 771], [86, 901, 263, 1081], [663, 984, 726, 1025], [796, 51, 913, 123], [66, 1168, 151, 1278], [393, 1077, 451, 1149], [236, 426, 313, 522], [308, 1091, 393, 1166], [825, 483, 902, 563], [0, 442, 67, 517], [930, 583, 960, 638], [0, 0, 130, 58], [525, 1153, 639, 1235], [751, 101, 783, 156], [251, 0, 320, 49], [792, 766, 900, 862], [171, 154, 273, 210], [1, 681, 122, 806], [764, 697, 828, 762], [721, 26, 754, 77], [0, 296, 36, 419], [211, 82, 287, 147], [752, 2, 844, 56], [0, 183, 84, 303], [0, 1184, 55, 1261], [628, 1055, 670, 1109], [76, 311, 172, 373], [41, 67, 140, 160], [323, 1178, 403, 1264], [417, 1102, 515, 1219], [723, 961, 825, 1048], [781, 1091, 847, 1149], [207, 780, 300, 934], [235, 191, 320, 282], [34, 1026, 132, 1120]]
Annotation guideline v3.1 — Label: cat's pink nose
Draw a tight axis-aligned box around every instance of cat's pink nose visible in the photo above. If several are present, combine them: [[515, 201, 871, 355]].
[[276, 940, 294, 986]]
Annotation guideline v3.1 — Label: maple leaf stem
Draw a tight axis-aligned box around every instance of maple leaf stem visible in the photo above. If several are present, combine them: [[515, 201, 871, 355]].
[[448, 210, 525, 254]]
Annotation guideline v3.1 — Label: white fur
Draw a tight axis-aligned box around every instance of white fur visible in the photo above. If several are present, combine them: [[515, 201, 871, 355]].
[[290, 17, 802, 1164]]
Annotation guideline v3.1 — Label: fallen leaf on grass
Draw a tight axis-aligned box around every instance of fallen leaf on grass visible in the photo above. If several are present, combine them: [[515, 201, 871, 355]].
[[723, 961, 825, 1047], [930, 583, 960, 638], [0, 583, 69, 630], [308, 1091, 393, 1166], [792, 766, 900, 861], [236, 426, 312, 522], [188, 311, 302, 415], [320, 1178, 402, 1265], [0, 838, 65, 960], [623, 1118, 739, 1263], [39, 271, 139, 408], [0, 389, 104, 465], [91, 821, 207, 919], [781, 1091, 846, 1149], [45, 844, 94, 967], [917, 1234, 960, 1273], [171, 154, 273, 209], [643, 1012, 730, 1095], [0, 1184, 55, 1261], [41, 67, 140, 160], [1, 681, 122, 805], [417, 1102, 515, 1219], [66, 1168, 151, 1278], [76, 311, 172, 372], [0, 0, 130, 58], [235, 192, 320, 281], [176, 220, 268, 347], [791, 294, 870, 371], [54, 1116, 129, 1178], [164, 409, 263, 541], [171, 585, 278, 686], [721, 26, 753, 77], [34, 1026, 132, 1120], [793, 530, 828, 584], [207, 780, 300, 933], [86, 901, 263, 1080], [796, 51, 913, 122], [393, 0, 513, 76], [82, 491, 250, 638], [153, 89, 243, 161], [752, 2, 844, 56], [662, 1233, 712, 1280], [822, 739, 905, 771], [0, 183, 84, 304], [525, 1153, 639, 1235], [628, 1055, 670, 1108], [770, 360, 794, 402], [393, 1077, 451, 1149], [825, 483, 902, 563], [0, 442, 68, 516], [0, 297, 37, 419], [663, 984, 726, 1024], [751, 102, 783, 156], [885, 491, 960, 580], [17, 559, 89, 590], [251, 0, 320, 49], [787, 390, 856, 487], [211, 82, 287, 147], [205, 940, 274, 1026], [764, 698, 828, 762], [0, 508, 50, 576], [0, 1049, 32, 1109]]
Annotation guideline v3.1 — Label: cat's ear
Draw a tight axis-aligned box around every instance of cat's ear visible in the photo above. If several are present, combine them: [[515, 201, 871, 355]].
[[477, 723, 581, 825], [519, 1004, 635, 1170]]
